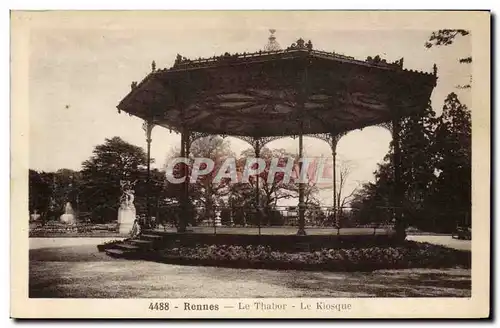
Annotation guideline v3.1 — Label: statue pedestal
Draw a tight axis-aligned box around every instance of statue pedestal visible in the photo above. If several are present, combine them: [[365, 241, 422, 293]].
[[118, 206, 136, 235], [60, 214, 76, 225]]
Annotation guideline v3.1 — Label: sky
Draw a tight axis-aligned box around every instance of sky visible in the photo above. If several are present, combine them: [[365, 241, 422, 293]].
[[28, 12, 472, 206]]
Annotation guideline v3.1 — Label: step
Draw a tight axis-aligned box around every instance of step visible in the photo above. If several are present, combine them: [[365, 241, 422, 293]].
[[115, 243, 140, 250], [105, 248, 127, 256], [130, 239, 153, 245], [140, 234, 163, 240]]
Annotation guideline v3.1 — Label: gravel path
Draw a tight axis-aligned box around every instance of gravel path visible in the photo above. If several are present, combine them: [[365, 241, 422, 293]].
[[407, 235, 471, 251]]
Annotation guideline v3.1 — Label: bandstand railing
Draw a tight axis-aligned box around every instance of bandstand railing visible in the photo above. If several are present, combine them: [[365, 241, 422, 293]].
[[144, 204, 396, 236]]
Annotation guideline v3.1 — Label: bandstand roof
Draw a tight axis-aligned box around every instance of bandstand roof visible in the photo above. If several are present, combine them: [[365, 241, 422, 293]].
[[117, 39, 437, 138]]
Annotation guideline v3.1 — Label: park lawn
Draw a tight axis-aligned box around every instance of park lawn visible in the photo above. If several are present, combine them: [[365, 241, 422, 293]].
[[29, 244, 470, 298]]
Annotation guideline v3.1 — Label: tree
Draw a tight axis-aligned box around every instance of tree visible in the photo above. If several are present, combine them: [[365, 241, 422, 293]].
[[425, 29, 472, 88], [190, 136, 235, 213], [350, 162, 394, 227], [166, 135, 235, 224], [398, 102, 438, 226], [425, 29, 470, 48], [133, 167, 169, 219], [300, 155, 324, 209], [336, 159, 358, 210], [351, 93, 471, 233], [29, 169, 82, 222], [347, 101, 437, 230], [53, 169, 82, 212], [29, 170, 51, 219], [227, 183, 255, 226], [428, 93, 471, 231], [242, 147, 298, 207], [365, 102, 438, 229], [227, 147, 297, 226], [79, 137, 148, 223], [230, 147, 325, 226], [29, 137, 173, 224]]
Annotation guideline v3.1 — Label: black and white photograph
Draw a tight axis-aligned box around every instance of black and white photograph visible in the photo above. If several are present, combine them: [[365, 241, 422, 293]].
[[10, 10, 490, 319]]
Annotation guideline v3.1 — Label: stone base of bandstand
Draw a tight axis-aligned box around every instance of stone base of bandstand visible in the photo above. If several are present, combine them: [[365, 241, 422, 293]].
[[118, 207, 136, 235]]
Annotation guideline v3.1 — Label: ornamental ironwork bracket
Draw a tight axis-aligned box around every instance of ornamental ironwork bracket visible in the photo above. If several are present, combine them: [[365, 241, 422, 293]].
[[142, 120, 156, 143], [376, 121, 393, 133], [225, 135, 283, 150], [307, 132, 347, 152], [187, 132, 212, 148]]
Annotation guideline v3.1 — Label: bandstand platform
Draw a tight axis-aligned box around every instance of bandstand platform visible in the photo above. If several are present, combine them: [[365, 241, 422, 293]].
[[102, 225, 398, 259]]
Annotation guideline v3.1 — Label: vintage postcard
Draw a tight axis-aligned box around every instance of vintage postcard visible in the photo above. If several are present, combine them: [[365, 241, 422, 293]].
[[11, 10, 490, 318]]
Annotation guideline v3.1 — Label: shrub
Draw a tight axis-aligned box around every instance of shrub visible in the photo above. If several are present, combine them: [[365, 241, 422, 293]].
[[157, 241, 470, 271], [232, 208, 245, 226], [268, 209, 285, 226], [220, 208, 232, 226]]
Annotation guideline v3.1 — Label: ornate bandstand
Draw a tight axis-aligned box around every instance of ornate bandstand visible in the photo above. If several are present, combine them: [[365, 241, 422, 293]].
[[117, 32, 437, 238]]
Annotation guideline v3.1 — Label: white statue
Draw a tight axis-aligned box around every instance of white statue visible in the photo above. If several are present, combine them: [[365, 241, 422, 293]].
[[120, 188, 136, 210], [30, 209, 41, 222], [117, 180, 137, 235]]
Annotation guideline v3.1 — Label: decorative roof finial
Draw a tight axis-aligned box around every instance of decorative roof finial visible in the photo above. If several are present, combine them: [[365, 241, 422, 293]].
[[393, 57, 404, 68], [433, 63, 438, 76], [174, 54, 183, 66], [296, 38, 305, 49], [151, 60, 156, 72], [306, 40, 313, 51], [264, 29, 281, 51]]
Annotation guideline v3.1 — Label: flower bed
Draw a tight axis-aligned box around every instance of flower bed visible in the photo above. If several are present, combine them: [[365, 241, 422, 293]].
[[155, 242, 470, 272], [29, 222, 120, 237]]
